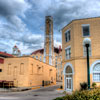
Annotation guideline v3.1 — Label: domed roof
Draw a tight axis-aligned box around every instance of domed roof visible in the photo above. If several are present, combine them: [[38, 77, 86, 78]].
[[14, 45, 18, 48]]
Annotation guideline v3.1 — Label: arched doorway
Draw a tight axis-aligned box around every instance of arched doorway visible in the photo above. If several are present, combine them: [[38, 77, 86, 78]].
[[63, 63, 74, 92]]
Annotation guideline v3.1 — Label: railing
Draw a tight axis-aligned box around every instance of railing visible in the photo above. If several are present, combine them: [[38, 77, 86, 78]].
[[0, 80, 14, 88], [42, 80, 51, 86]]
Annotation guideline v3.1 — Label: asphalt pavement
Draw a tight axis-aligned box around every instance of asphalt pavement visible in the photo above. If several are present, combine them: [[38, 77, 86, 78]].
[[0, 84, 65, 100]]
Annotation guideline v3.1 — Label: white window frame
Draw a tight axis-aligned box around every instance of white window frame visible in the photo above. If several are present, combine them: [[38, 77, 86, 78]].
[[65, 46, 71, 60], [93, 64, 100, 82], [65, 29, 71, 42], [82, 24, 90, 37], [36, 56, 38, 59], [40, 56, 42, 61], [32, 56, 34, 58]]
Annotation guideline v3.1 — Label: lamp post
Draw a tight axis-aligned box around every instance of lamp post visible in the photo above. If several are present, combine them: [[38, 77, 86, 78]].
[[85, 44, 90, 89], [84, 38, 91, 89]]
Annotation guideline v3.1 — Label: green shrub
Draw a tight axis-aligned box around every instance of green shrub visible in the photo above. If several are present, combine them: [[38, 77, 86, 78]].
[[92, 82, 96, 88], [80, 82, 88, 90], [54, 88, 100, 100], [53, 97, 64, 100]]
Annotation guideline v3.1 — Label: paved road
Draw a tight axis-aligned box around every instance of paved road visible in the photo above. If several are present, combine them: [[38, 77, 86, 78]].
[[0, 85, 65, 100]]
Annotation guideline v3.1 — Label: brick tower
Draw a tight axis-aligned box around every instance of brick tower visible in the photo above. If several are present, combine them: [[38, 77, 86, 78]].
[[44, 16, 54, 65]]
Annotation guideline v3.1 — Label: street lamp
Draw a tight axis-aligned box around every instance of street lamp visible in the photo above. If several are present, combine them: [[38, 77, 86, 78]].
[[83, 38, 91, 89]]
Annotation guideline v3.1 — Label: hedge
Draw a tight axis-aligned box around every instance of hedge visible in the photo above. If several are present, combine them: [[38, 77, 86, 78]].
[[54, 88, 100, 100]]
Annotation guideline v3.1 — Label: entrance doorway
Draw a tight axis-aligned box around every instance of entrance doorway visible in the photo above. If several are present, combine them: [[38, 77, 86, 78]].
[[63, 63, 74, 92], [66, 77, 72, 91]]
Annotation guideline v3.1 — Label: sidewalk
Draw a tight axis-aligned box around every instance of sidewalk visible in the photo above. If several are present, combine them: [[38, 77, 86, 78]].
[[0, 86, 42, 92], [0, 82, 61, 92]]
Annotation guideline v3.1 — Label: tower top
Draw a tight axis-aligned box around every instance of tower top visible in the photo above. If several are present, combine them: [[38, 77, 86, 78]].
[[13, 45, 18, 49], [46, 16, 53, 21], [12, 45, 21, 57]]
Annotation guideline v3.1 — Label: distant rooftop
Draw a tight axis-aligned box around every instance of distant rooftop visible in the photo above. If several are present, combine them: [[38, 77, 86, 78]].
[[0, 51, 14, 58], [31, 47, 62, 55]]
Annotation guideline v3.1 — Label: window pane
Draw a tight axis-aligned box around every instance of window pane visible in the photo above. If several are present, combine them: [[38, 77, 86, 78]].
[[68, 31, 70, 41], [65, 30, 70, 42], [93, 64, 100, 71], [83, 26, 90, 36], [65, 47, 71, 59], [65, 33, 67, 42], [66, 66, 72, 73], [40, 56, 41, 61], [83, 41, 91, 56], [93, 73, 100, 81], [69, 79, 71, 89], [36, 56, 38, 59]]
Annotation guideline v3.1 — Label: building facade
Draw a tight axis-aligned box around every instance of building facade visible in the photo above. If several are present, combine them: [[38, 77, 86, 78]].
[[0, 56, 56, 87], [62, 17, 100, 92], [0, 52, 14, 80], [31, 47, 62, 81]]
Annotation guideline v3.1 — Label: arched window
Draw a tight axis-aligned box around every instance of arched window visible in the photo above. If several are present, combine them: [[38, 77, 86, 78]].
[[93, 63, 100, 82], [40, 56, 41, 61], [36, 56, 38, 59], [83, 38, 91, 56], [66, 66, 72, 74]]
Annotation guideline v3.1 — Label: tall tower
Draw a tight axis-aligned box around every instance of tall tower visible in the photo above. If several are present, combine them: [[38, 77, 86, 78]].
[[44, 16, 54, 65]]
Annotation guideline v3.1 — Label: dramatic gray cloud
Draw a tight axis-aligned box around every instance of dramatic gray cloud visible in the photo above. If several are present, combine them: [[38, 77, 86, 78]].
[[0, 0, 30, 31], [0, 0, 100, 54], [0, 0, 44, 54], [45, 0, 100, 30]]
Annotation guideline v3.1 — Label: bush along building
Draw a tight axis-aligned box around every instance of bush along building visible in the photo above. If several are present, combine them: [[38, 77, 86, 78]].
[[62, 17, 100, 92]]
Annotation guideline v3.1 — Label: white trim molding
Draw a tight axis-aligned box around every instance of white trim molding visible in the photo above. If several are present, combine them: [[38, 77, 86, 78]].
[[64, 29, 71, 34], [82, 24, 90, 37], [65, 45, 71, 50], [81, 24, 90, 27], [65, 46, 71, 60], [90, 60, 100, 74], [63, 62, 74, 91]]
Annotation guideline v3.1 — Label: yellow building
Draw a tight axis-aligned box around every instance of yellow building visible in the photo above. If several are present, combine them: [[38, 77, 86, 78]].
[[62, 17, 100, 92], [31, 46, 62, 81], [0, 54, 56, 87]]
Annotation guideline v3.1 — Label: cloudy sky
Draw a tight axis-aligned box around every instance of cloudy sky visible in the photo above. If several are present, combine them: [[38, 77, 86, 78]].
[[0, 0, 100, 55]]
